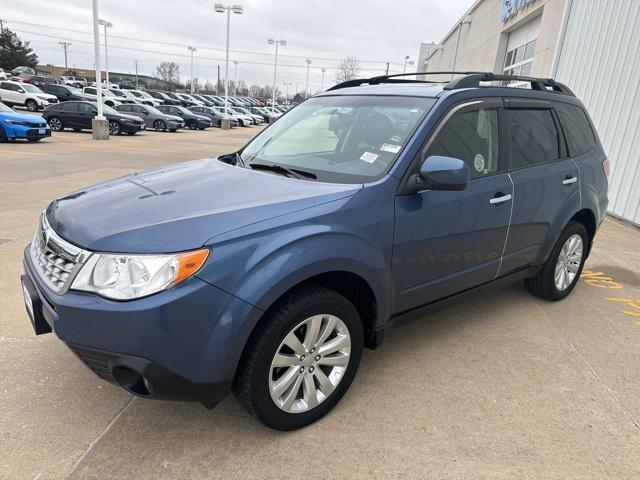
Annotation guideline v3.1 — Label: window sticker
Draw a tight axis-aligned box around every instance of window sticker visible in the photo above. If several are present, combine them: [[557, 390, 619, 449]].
[[474, 153, 486, 173], [360, 151, 379, 163], [380, 143, 402, 154]]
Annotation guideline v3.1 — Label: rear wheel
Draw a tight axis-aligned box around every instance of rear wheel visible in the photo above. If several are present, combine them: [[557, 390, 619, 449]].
[[25, 99, 38, 112], [525, 221, 588, 301], [48, 117, 64, 132], [108, 120, 121, 135], [234, 286, 363, 431], [153, 119, 166, 132]]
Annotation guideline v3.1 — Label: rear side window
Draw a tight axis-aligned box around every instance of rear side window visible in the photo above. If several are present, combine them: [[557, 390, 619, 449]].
[[555, 103, 595, 156], [506, 109, 559, 169], [426, 107, 500, 179], [62, 103, 79, 112]]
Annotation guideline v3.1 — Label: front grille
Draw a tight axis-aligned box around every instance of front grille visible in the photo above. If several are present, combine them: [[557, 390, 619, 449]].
[[72, 347, 117, 383], [30, 213, 89, 294]]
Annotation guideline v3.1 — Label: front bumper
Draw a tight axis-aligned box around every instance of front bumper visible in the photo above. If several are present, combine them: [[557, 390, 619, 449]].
[[22, 246, 263, 403], [3, 124, 51, 140], [121, 122, 145, 133]]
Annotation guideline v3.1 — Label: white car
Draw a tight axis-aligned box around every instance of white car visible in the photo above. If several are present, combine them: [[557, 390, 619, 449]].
[[61, 76, 87, 88], [0, 68, 7, 81], [127, 89, 163, 107], [82, 86, 122, 107], [0, 80, 58, 111]]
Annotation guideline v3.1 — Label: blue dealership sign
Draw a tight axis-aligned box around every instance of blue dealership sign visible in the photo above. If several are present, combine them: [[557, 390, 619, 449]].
[[501, 0, 536, 22]]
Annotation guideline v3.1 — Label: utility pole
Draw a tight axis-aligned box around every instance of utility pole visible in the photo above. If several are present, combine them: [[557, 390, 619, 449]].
[[134, 60, 139, 89], [217, 65, 221, 95], [321, 68, 326, 91], [304, 59, 312, 98], [385, 62, 389, 75], [233, 60, 239, 95], [188, 46, 196, 93], [59, 42, 72, 70]]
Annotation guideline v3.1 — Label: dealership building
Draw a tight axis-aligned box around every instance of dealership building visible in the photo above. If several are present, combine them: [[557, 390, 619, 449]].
[[422, 0, 640, 225]]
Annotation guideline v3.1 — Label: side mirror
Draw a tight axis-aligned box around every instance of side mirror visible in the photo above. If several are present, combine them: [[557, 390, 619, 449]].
[[416, 155, 470, 191]]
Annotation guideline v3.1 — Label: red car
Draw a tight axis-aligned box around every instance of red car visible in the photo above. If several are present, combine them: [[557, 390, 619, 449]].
[[11, 73, 35, 84]]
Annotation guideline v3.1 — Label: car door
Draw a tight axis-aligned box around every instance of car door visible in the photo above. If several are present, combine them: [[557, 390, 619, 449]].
[[0, 82, 22, 105], [498, 99, 580, 275], [75, 102, 97, 129], [131, 105, 149, 126], [392, 100, 513, 312]]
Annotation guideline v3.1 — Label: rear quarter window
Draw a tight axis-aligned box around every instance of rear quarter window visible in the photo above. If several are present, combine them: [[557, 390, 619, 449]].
[[555, 102, 595, 156], [506, 108, 559, 169]]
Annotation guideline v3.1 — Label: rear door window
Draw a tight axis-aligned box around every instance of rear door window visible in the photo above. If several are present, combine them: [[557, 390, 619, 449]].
[[506, 109, 559, 169], [555, 103, 595, 156]]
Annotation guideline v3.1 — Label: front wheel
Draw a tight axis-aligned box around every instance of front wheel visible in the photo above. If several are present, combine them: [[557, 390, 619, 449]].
[[108, 121, 121, 135], [153, 119, 166, 132], [234, 286, 363, 431], [48, 117, 64, 132], [525, 221, 588, 301], [25, 99, 39, 112], [186, 120, 197, 130]]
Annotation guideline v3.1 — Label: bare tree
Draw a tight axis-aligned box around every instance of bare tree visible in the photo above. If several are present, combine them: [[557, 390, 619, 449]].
[[334, 56, 360, 84], [155, 61, 180, 84]]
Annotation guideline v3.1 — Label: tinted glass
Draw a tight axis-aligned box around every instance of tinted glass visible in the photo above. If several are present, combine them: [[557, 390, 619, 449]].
[[77, 103, 95, 113], [555, 103, 595, 156], [426, 107, 500, 179], [63, 102, 80, 112], [86, 88, 96, 94], [507, 109, 559, 168]]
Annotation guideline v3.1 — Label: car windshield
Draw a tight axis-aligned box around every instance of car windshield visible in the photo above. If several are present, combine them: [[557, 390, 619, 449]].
[[110, 90, 126, 97], [0, 103, 14, 113], [139, 91, 153, 98], [145, 106, 163, 115], [21, 84, 43, 93], [239, 95, 435, 184], [130, 91, 144, 97], [102, 105, 118, 115], [67, 86, 82, 93]]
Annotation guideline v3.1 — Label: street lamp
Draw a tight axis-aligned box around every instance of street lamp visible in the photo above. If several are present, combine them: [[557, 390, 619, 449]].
[[233, 60, 239, 95], [403, 55, 415, 74], [188, 46, 197, 93], [98, 19, 113, 85], [91, 0, 107, 139], [321, 68, 326, 91], [59, 42, 71, 70], [305, 58, 312, 98], [283, 81, 291, 105], [268, 38, 286, 115], [214, 3, 244, 115]]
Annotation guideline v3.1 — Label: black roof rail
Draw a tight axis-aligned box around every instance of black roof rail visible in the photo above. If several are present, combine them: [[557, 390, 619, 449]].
[[326, 71, 485, 91], [326, 71, 574, 96], [444, 72, 574, 96]]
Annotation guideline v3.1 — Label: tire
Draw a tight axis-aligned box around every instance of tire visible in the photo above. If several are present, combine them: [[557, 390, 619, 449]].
[[153, 119, 166, 132], [169, 128, 177, 132], [0, 126, 7, 143], [48, 117, 64, 132], [25, 99, 38, 112], [234, 285, 363, 431], [28, 138, 42, 142], [108, 121, 121, 135], [186, 120, 197, 130], [73, 128, 82, 132], [105, 101, 114, 107], [525, 221, 588, 301], [198, 127, 205, 130], [126, 132, 136, 135]]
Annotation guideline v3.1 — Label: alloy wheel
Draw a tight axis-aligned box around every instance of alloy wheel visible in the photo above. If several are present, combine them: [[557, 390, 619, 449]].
[[554, 234, 583, 291], [26, 100, 38, 112], [154, 120, 166, 132], [109, 121, 121, 135], [48, 117, 63, 131], [269, 314, 351, 413]]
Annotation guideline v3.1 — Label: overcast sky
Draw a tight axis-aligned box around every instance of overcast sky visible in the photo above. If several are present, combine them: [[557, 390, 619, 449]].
[[2, 0, 471, 92]]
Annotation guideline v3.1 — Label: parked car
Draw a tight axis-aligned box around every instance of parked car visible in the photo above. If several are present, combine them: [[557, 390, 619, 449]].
[[233, 107, 264, 124], [115, 104, 184, 131], [82, 87, 122, 107], [10, 66, 35, 76], [0, 80, 58, 111], [126, 90, 163, 107], [190, 94, 216, 107], [0, 102, 51, 142], [201, 94, 224, 107], [146, 91, 181, 106], [189, 105, 237, 127], [42, 84, 92, 102], [20, 73, 609, 431], [156, 105, 212, 129], [10, 72, 36, 83], [248, 106, 270, 122], [163, 91, 196, 107], [60, 76, 87, 88], [43, 101, 145, 135], [0, 68, 8, 81]]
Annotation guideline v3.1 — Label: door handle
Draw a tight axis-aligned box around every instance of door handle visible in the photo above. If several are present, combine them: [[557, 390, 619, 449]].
[[489, 193, 512, 205], [563, 176, 578, 185]]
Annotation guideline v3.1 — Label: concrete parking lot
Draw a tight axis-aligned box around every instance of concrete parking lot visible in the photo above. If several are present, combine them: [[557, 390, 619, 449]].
[[1, 128, 640, 479]]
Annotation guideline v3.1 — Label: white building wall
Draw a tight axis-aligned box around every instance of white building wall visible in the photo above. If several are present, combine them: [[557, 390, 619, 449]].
[[555, 0, 640, 225]]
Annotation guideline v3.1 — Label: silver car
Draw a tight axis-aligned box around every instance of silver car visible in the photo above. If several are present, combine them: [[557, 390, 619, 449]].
[[115, 104, 184, 132]]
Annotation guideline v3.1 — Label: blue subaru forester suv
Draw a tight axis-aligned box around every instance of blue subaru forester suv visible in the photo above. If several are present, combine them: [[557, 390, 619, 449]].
[[21, 72, 609, 430]]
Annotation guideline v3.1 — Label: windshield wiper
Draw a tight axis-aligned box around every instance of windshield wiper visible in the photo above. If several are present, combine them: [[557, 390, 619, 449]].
[[249, 162, 317, 180]]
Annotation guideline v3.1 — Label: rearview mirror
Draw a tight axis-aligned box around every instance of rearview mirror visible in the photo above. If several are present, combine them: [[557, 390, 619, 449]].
[[416, 155, 470, 191]]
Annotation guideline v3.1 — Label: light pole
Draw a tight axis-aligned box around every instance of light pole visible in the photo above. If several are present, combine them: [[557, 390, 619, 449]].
[[98, 19, 112, 85], [321, 68, 326, 91], [215, 3, 244, 115], [188, 46, 197, 93], [268, 38, 286, 115], [305, 58, 312, 98], [59, 42, 71, 70], [91, 0, 107, 139], [403, 55, 415, 74], [283, 81, 291, 105], [233, 60, 239, 95], [134, 60, 139, 89]]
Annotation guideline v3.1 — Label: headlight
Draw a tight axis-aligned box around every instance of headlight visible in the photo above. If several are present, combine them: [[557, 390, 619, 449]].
[[71, 248, 209, 300], [3, 119, 29, 126], [37, 95, 50, 101]]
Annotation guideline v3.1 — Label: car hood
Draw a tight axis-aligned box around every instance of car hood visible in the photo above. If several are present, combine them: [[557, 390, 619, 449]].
[[163, 114, 183, 122], [46, 158, 361, 253], [0, 111, 46, 123]]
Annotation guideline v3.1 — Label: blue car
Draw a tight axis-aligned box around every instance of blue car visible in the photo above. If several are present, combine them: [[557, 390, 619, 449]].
[[21, 72, 609, 430], [0, 102, 51, 142]]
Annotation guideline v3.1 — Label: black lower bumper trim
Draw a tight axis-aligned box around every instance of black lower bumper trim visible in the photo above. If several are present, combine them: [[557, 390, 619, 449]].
[[67, 343, 231, 403]]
